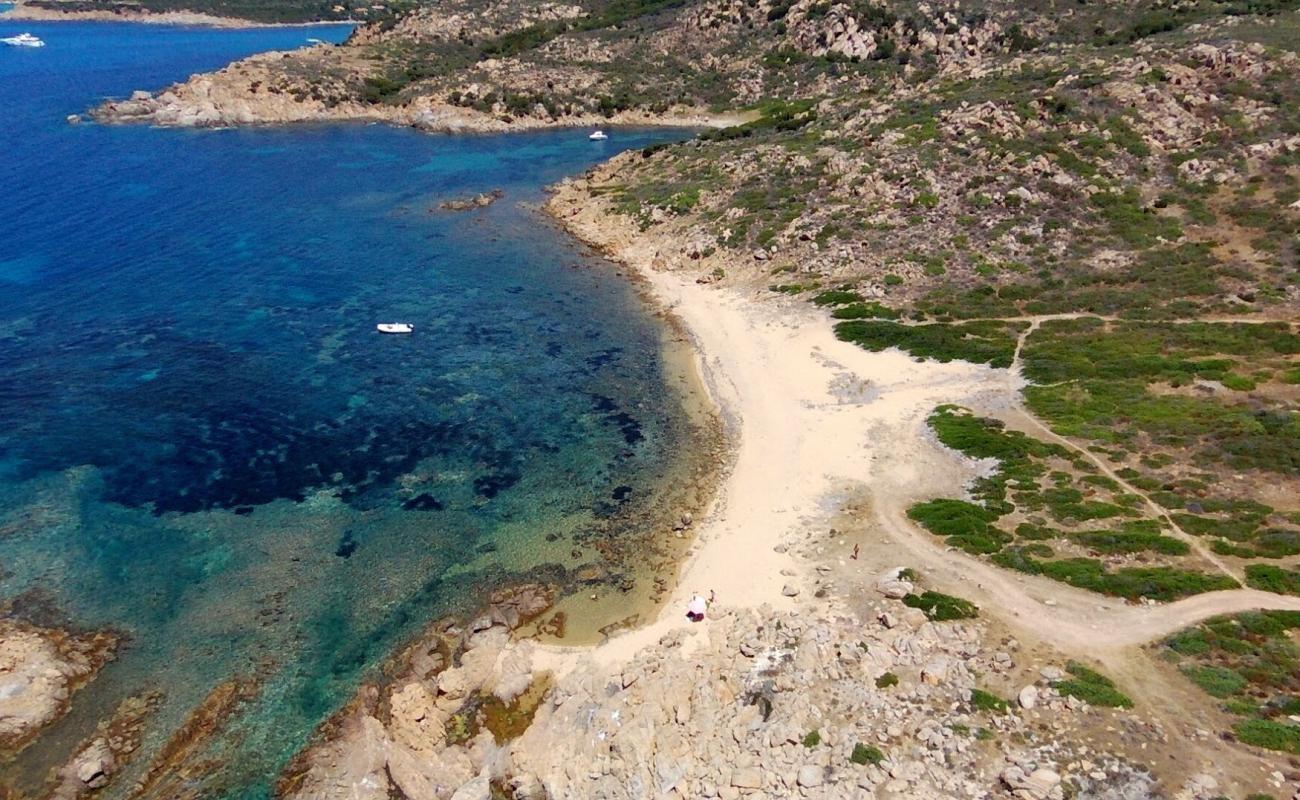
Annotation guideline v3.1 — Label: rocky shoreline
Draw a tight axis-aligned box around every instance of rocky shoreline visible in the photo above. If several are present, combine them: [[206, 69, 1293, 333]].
[[0, 1, 347, 27], [92, 84, 738, 133], [0, 619, 118, 759]]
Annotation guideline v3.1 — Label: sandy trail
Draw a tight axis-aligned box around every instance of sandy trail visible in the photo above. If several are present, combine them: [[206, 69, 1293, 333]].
[[533, 266, 1300, 677]]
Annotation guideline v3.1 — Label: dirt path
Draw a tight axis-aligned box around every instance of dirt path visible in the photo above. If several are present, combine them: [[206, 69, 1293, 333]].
[[872, 492, 1300, 653]]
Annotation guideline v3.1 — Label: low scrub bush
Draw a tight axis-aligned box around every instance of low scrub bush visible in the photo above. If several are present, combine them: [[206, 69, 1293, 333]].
[[1245, 564, 1300, 595], [903, 590, 980, 621], [1234, 719, 1300, 754], [970, 688, 1009, 713], [1055, 661, 1133, 708], [834, 320, 1026, 369], [850, 743, 885, 765]]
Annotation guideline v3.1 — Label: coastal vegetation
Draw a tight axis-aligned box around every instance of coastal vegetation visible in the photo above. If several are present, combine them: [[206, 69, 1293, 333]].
[[901, 589, 979, 621], [970, 688, 1010, 714], [1161, 611, 1300, 754], [1054, 661, 1134, 708], [905, 405, 1250, 601]]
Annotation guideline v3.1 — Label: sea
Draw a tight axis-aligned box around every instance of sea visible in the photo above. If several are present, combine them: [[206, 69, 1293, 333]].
[[0, 13, 696, 798]]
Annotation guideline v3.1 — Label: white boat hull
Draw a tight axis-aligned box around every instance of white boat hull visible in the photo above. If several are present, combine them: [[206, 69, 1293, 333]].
[[377, 323, 414, 334], [3, 34, 45, 47]]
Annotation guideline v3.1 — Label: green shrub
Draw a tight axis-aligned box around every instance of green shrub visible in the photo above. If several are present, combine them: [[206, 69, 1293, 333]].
[[1245, 564, 1300, 595], [992, 550, 1237, 601], [812, 289, 864, 306], [926, 405, 1066, 510], [1091, 188, 1183, 248], [850, 743, 885, 765], [907, 500, 1007, 554], [1234, 719, 1300, 754], [832, 302, 902, 320], [834, 320, 1027, 369], [802, 729, 822, 748], [1163, 611, 1300, 751], [1071, 528, 1190, 556], [875, 672, 899, 688], [1181, 665, 1247, 698], [903, 590, 979, 621], [1055, 661, 1133, 708], [970, 688, 1009, 713]]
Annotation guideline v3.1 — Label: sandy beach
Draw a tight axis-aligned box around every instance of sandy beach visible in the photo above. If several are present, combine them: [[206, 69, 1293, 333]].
[[539, 171, 1300, 674]]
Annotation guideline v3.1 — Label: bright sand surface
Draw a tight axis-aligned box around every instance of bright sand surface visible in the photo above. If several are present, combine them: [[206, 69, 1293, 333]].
[[537, 263, 1300, 675], [533, 262, 1010, 673], [536, 178, 1300, 678]]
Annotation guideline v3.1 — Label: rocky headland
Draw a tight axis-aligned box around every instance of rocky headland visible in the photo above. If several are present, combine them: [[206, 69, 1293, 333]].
[[0, 0, 346, 26]]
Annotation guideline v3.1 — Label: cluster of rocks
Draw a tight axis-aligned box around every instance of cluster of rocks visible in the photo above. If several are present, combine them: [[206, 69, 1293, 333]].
[[364, 0, 584, 46], [783, 0, 1009, 63], [438, 189, 505, 211], [279, 583, 555, 800], [499, 573, 1177, 800], [0, 619, 118, 755]]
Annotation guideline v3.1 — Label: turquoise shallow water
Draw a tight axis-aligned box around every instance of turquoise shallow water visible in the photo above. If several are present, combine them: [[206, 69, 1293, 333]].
[[0, 17, 691, 798]]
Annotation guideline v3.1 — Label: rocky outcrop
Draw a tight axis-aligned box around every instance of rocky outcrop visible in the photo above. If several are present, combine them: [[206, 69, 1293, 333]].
[[504, 593, 1167, 800], [0, 619, 118, 755], [279, 584, 555, 800], [438, 189, 504, 212]]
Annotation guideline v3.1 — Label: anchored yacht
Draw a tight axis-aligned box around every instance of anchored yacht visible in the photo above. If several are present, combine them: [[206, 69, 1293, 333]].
[[2, 33, 45, 47]]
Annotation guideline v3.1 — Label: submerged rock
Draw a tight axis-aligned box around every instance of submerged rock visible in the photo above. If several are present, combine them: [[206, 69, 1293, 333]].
[[437, 189, 504, 212]]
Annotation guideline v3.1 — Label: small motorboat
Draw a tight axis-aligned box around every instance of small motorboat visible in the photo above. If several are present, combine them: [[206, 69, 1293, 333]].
[[588, 130, 608, 141], [376, 323, 413, 334], [2, 33, 45, 47]]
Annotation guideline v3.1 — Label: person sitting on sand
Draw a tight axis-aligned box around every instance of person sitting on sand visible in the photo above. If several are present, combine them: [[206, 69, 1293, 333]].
[[686, 594, 707, 622]]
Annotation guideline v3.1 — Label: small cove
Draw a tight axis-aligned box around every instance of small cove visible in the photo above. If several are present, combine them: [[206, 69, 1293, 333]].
[[0, 17, 700, 798]]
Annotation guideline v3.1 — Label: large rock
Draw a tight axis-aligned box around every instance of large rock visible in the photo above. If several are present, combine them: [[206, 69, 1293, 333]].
[[920, 656, 951, 685], [1018, 686, 1038, 710], [450, 774, 491, 800], [73, 740, 114, 789], [0, 621, 115, 748], [1001, 765, 1062, 800], [797, 765, 826, 787], [730, 768, 763, 789], [876, 568, 914, 599]]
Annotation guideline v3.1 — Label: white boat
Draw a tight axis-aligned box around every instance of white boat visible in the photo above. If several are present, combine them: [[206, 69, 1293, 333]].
[[588, 130, 608, 140], [2, 33, 45, 47], [376, 323, 413, 334]]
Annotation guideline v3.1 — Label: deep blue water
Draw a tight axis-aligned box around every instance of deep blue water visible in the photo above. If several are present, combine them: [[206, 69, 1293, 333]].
[[0, 16, 689, 798]]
